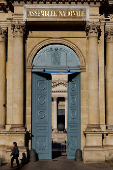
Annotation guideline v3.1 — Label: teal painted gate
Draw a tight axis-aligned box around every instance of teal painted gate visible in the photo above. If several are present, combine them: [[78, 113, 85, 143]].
[[67, 73, 81, 159], [32, 72, 52, 159]]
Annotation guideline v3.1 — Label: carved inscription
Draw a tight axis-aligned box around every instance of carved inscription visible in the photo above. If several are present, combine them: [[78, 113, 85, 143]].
[[27, 8, 86, 19], [24, 6, 89, 21]]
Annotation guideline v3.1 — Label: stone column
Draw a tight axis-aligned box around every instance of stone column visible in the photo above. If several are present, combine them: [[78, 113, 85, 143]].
[[0, 27, 6, 129], [65, 98, 67, 131], [53, 97, 57, 131], [106, 26, 113, 126], [86, 23, 100, 129], [11, 22, 25, 130]]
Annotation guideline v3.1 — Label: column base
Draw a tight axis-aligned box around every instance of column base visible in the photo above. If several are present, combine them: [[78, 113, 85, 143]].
[[53, 129, 58, 133], [86, 124, 101, 131], [10, 124, 25, 131], [83, 146, 105, 163], [106, 125, 113, 130], [65, 128, 67, 132]]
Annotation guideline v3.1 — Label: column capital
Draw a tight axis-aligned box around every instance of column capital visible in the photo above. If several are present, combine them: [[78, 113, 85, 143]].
[[11, 21, 25, 37], [65, 97, 67, 101], [53, 97, 57, 101], [86, 22, 101, 39], [0, 27, 7, 42], [105, 26, 113, 43]]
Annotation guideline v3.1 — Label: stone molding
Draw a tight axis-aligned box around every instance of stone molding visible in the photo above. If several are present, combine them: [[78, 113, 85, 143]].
[[86, 22, 101, 39], [11, 21, 25, 37], [0, 27, 7, 42], [7, 0, 107, 5], [105, 26, 113, 43], [27, 38, 86, 71]]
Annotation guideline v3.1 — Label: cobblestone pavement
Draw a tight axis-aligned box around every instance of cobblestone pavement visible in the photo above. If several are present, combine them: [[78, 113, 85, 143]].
[[1, 156, 113, 170]]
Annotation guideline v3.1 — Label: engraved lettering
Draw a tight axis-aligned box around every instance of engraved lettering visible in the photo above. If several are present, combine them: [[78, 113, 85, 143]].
[[26, 8, 87, 20], [50, 10, 57, 17], [81, 10, 85, 16], [68, 11, 73, 17], [45, 11, 50, 17], [28, 11, 35, 16], [59, 11, 67, 17]]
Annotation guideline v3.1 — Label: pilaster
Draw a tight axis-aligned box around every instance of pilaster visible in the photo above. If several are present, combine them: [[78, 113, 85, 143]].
[[86, 22, 101, 130], [83, 22, 102, 163], [106, 25, 113, 128], [0, 27, 7, 129], [10, 22, 25, 131]]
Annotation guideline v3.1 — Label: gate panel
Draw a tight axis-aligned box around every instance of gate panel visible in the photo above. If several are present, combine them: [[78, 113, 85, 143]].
[[32, 72, 52, 159], [67, 73, 81, 159]]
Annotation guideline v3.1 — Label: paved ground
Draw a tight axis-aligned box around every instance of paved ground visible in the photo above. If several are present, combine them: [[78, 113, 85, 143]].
[[1, 156, 113, 170]]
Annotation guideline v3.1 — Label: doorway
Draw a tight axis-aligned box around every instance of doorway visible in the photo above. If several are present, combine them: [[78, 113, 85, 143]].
[[31, 44, 81, 160]]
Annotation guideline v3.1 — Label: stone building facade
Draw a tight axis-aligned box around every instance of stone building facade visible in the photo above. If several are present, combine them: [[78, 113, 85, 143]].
[[0, 0, 113, 163]]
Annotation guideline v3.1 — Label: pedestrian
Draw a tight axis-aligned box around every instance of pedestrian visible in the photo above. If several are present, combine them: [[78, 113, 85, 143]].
[[10, 142, 19, 168]]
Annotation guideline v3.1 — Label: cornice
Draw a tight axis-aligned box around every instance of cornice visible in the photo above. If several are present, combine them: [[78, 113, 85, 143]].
[[0, 0, 108, 9], [0, 0, 113, 17]]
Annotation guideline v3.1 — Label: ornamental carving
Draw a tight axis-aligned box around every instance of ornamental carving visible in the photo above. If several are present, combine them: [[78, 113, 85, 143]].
[[11, 22, 25, 37], [86, 22, 101, 39], [32, 44, 80, 72], [70, 137, 77, 150], [38, 110, 46, 119], [52, 80, 67, 88], [51, 48, 61, 65], [0, 27, 7, 42], [105, 26, 113, 43], [37, 136, 47, 151]]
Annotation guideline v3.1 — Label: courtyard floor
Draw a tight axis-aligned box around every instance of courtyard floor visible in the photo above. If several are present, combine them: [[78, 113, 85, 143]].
[[1, 156, 113, 170]]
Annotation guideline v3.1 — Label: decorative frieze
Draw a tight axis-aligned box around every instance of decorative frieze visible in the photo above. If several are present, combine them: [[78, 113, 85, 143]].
[[11, 22, 25, 37], [52, 80, 67, 88], [105, 26, 113, 43], [86, 22, 101, 39]]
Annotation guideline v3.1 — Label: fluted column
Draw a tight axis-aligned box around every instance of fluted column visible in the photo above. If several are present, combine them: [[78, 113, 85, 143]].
[[65, 98, 67, 130], [11, 22, 25, 129], [86, 23, 100, 128], [106, 26, 113, 126], [0, 27, 6, 129], [53, 97, 57, 131]]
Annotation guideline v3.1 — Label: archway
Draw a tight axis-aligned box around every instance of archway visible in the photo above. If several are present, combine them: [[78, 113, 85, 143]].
[[31, 44, 81, 160]]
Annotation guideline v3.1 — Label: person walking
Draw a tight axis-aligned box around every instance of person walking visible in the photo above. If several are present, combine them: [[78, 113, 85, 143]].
[[10, 142, 19, 168]]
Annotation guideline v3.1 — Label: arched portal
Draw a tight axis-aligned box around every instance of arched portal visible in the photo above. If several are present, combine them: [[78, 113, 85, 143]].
[[32, 44, 81, 160], [32, 44, 80, 72]]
